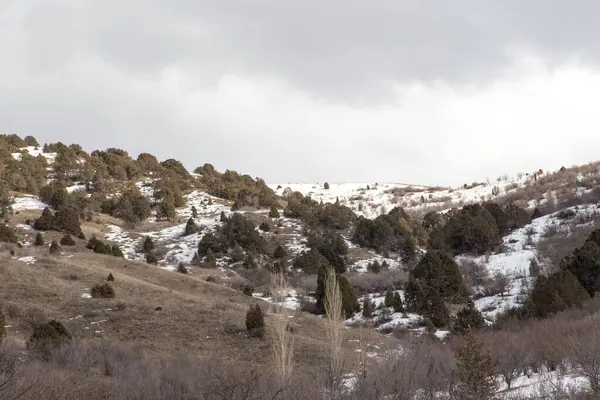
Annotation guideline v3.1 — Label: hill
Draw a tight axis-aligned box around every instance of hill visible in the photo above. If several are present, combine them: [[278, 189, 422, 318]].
[[2, 133, 600, 398]]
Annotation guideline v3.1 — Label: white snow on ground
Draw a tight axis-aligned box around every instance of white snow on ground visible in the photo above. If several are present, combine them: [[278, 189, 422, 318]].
[[11, 196, 47, 211], [11, 146, 57, 163], [269, 173, 533, 218], [178, 190, 231, 218], [352, 255, 402, 273], [457, 203, 600, 321], [254, 290, 304, 311], [66, 184, 87, 193], [12, 256, 36, 265]]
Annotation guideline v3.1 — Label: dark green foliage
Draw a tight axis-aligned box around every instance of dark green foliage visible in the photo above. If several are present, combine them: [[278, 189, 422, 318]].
[[87, 236, 102, 251], [384, 288, 394, 308], [245, 304, 265, 337], [27, 320, 71, 355], [34, 232, 45, 246], [49, 240, 60, 254], [78, 231, 86, 240], [220, 211, 228, 222], [142, 236, 154, 253], [205, 248, 217, 267], [324, 182, 330, 189], [454, 300, 486, 334], [243, 286, 253, 296], [91, 283, 115, 299], [146, 252, 158, 265], [157, 200, 176, 221], [59, 234, 76, 246], [112, 245, 124, 258], [203, 213, 266, 255], [49, 187, 70, 210], [231, 243, 245, 262], [177, 263, 188, 274], [428, 292, 451, 328], [107, 273, 115, 281], [451, 332, 497, 400], [411, 250, 467, 302], [34, 207, 54, 230], [405, 276, 451, 327], [293, 248, 330, 274], [52, 207, 82, 236], [562, 237, 600, 296], [259, 221, 270, 232], [184, 217, 197, 236], [353, 212, 416, 259], [242, 252, 256, 269], [368, 260, 382, 274], [0, 223, 17, 243], [0, 182, 13, 218], [528, 269, 590, 318], [191, 205, 198, 218], [101, 187, 151, 225], [393, 292, 404, 313], [362, 297, 374, 318], [315, 267, 359, 318], [429, 204, 501, 255], [103, 243, 114, 255], [269, 205, 280, 218], [284, 192, 356, 230], [273, 244, 286, 259], [422, 211, 446, 233]]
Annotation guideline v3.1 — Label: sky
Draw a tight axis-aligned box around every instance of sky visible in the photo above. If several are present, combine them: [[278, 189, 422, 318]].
[[2, 1, 600, 187]]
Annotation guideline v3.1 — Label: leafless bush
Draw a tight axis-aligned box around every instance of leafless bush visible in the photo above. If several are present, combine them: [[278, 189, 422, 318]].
[[270, 272, 295, 384], [347, 269, 408, 296]]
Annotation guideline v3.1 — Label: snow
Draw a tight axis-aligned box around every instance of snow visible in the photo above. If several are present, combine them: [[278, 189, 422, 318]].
[[269, 173, 533, 218], [352, 255, 402, 273], [13, 256, 36, 265], [254, 290, 304, 311], [11, 146, 57, 162], [457, 203, 600, 321], [12, 196, 47, 211]]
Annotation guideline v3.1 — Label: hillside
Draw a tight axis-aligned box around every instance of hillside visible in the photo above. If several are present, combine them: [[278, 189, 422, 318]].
[[2, 133, 600, 399]]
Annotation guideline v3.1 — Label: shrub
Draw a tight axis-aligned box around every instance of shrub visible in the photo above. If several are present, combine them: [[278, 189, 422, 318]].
[[0, 223, 17, 243], [146, 252, 158, 265], [112, 244, 124, 258], [454, 300, 486, 334], [49, 240, 60, 254], [142, 236, 154, 253], [562, 236, 600, 296], [34, 232, 45, 246], [528, 269, 590, 318], [231, 243, 245, 263], [184, 217, 197, 236], [273, 244, 286, 259], [177, 263, 188, 274], [107, 273, 115, 281], [393, 292, 404, 313], [410, 250, 467, 303], [269, 205, 280, 219], [52, 207, 82, 236], [293, 248, 330, 274], [191, 205, 198, 218], [27, 320, 71, 355], [451, 332, 497, 399], [245, 304, 265, 337], [259, 221, 270, 232], [34, 207, 54, 230], [362, 298, 374, 318], [59, 234, 76, 246], [324, 182, 330, 190], [353, 212, 417, 259], [243, 286, 253, 296], [384, 288, 394, 308], [91, 283, 116, 299]]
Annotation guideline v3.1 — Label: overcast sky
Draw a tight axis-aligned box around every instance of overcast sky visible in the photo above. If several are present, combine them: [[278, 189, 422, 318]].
[[2, 1, 600, 186]]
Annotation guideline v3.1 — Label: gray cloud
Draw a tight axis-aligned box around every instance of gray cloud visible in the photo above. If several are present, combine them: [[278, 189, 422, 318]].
[[2, 0, 600, 186]]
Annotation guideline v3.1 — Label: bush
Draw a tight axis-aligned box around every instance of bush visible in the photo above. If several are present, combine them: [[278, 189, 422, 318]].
[[34, 232, 45, 246], [49, 240, 60, 254], [0, 223, 17, 243], [273, 244, 286, 259], [177, 263, 188, 274], [353, 212, 417, 259], [293, 248, 330, 274], [52, 207, 82, 236], [528, 269, 590, 318], [410, 250, 467, 303], [324, 182, 330, 190], [59, 234, 76, 246], [245, 304, 265, 337], [146, 252, 158, 265], [34, 207, 54, 230], [107, 273, 115, 281], [27, 320, 71, 354], [243, 286, 253, 296], [91, 283, 116, 299], [112, 244, 124, 258], [259, 221, 270, 232], [454, 300, 486, 334], [142, 236, 154, 253], [184, 217, 198, 236], [562, 235, 600, 296], [268, 205, 280, 219]]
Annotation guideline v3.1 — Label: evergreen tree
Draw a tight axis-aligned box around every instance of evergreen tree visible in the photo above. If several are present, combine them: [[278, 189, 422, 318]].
[[451, 332, 497, 400], [362, 297, 374, 318], [34, 207, 54, 230], [191, 205, 198, 218], [184, 217, 197, 236], [273, 244, 286, 259], [52, 207, 82, 236], [245, 304, 265, 338], [34, 232, 44, 246], [112, 245, 124, 258], [177, 263, 188, 274], [146, 252, 158, 265], [59, 234, 75, 246], [269, 205, 280, 218], [393, 292, 404, 313], [384, 288, 394, 308], [562, 239, 600, 296], [231, 243, 245, 262], [142, 236, 154, 253], [428, 292, 451, 328], [205, 248, 216, 267], [49, 240, 60, 254], [454, 300, 486, 334], [220, 211, 227, 222]]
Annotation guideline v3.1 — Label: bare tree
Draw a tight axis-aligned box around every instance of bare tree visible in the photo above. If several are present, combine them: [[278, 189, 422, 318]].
[[565, 317, 600, 396], [324, 267, 345, 398], [270, 272, 295, 385]]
